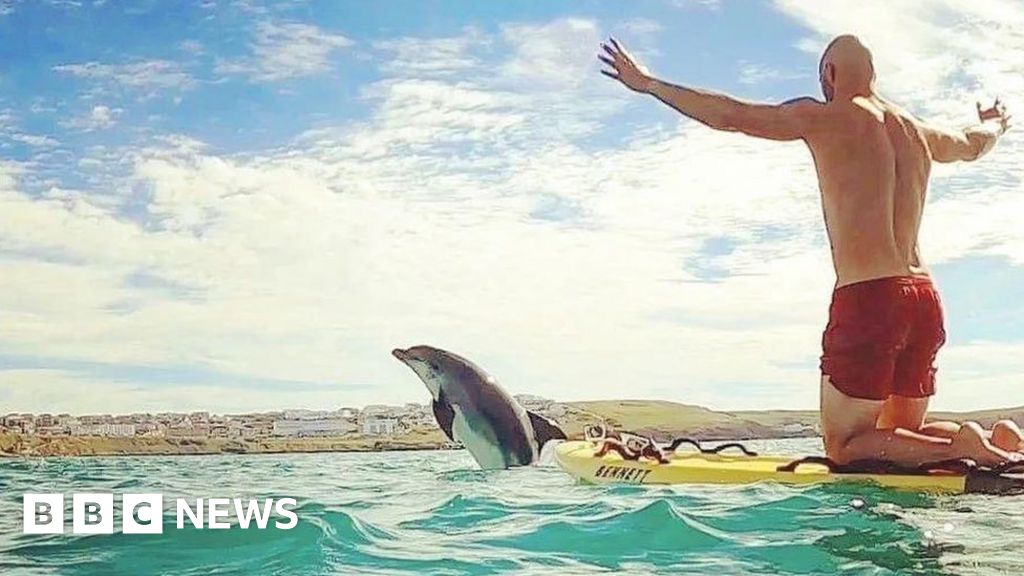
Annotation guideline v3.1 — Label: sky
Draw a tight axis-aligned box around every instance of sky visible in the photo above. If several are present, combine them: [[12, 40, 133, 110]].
[[0, 0, 1022, 415]]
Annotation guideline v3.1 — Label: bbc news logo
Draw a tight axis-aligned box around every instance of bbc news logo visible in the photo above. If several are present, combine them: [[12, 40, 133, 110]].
[[24, 494, 298, 534]]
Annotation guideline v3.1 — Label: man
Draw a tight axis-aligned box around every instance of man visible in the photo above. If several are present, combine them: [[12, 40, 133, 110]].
[[599, 34, 1018, 467]]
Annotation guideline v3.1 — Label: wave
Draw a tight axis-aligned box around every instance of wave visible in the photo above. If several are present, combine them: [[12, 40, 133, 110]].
[[0, 442, 1006, 575]]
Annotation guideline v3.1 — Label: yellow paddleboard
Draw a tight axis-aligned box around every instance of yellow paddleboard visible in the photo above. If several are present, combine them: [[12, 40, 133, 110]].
[[554, 441, 971, 494]]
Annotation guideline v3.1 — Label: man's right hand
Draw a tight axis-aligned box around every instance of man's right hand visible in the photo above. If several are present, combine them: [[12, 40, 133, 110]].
[[977, 98, 1012, 134], [598, 37, 653, 93]]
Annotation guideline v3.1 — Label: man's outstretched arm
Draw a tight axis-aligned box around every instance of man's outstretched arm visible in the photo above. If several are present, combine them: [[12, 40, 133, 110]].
[[923, 99, 1011, 163], [647, 81, 820, 141], [598, 37, 821, 142]]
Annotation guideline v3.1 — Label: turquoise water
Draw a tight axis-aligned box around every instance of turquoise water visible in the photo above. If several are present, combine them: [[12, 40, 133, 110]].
[[1, 438, 1022, 575]]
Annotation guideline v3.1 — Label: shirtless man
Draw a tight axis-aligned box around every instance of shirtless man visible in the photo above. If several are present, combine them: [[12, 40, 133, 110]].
[[599, 35, 1018, 467]]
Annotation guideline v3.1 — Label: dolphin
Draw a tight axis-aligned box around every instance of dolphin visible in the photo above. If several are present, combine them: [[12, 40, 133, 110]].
[[392, 345, 566, 469]]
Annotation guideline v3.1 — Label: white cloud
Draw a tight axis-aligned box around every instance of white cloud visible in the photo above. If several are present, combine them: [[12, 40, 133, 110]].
[[737, 61, 806, 85], [499, 18, 603, 90], [53, 60, 196, 97], [9, 132, 60, 147], [179, 39, 204, 55], [60, 105, 122, 131], [373, 27, 488, 78], [936, 342, 1024, 410], [774, 0, 1024, 121], [620, 18, 663, 37], [215, 21, 353, 82], [1, 111, 57, 149], [669, 0, 721, 10], [88, 105, 119, 128], [0, 370, 359, 414], [230, 0, 267, 15]]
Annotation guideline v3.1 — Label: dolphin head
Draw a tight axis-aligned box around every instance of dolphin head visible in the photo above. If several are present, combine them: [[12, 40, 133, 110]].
[[392, 345, 473, 400]]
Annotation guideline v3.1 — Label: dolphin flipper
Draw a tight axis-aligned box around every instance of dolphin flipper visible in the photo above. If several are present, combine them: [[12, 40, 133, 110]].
[[432, 393, 456, 441], [526, 410, 566, 450]]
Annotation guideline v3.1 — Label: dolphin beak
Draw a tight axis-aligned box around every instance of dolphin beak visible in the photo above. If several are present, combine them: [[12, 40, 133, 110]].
[[391, 348, 409, 362]]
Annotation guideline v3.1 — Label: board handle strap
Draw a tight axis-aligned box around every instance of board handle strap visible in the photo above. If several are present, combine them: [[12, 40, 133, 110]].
[[665, 437, 758, 457]]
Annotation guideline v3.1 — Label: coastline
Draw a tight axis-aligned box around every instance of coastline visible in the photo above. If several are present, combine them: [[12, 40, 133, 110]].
[[0, 429, 453, 458], [3, 400, 1021, 458]]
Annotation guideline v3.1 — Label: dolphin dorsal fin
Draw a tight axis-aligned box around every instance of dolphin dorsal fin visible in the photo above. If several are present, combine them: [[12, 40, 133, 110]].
[[526, 410, 566, 450]]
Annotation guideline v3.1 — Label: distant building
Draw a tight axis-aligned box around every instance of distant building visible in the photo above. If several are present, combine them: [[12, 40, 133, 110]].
[[362, 417, 398, 436], [70, 423, 136, 437], [228, 422, 259, 439], [2, 414, 35, 434], [165, 417, 198, 438], [362, 404, 402, 418], [515, 395, 552, 411], [35, 418, 69, 436], [273, 419, 356, 437], [282, 409, 333, 421], [136, 423, 164, 438], [398, 404, 434, 429]]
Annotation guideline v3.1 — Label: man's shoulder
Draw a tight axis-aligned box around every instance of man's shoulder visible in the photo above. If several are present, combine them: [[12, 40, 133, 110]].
[[782, 96, 826, 107], [781, 96, 827, 112], [779, 97, 829, 138], [780, 97, 828, 124]]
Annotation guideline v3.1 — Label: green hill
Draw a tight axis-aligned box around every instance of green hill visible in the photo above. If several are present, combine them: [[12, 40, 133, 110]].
[[561, 400, 1024, 441]]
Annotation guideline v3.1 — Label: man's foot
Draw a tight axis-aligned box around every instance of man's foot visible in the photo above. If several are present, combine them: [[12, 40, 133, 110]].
[[952, 421, 1022, 467], [990, 420, 1024, 453]]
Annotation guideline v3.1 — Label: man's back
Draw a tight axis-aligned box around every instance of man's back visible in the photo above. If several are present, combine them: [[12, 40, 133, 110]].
[[807, 96, 933, 287], [598, 34, 1007, 291]]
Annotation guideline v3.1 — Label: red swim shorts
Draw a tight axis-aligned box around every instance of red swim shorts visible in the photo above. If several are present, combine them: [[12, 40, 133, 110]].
[[820, 276, 947, 401]]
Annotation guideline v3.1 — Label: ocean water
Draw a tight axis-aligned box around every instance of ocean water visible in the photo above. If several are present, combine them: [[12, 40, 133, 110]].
[[1, 437, 1023, 576]]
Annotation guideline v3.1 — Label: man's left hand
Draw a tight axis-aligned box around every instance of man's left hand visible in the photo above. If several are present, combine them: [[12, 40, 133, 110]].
[[977, 98, 1012, 134]]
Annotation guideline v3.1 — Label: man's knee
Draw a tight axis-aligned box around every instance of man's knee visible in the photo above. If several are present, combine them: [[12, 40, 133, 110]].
[[823, 433, 853, 465]]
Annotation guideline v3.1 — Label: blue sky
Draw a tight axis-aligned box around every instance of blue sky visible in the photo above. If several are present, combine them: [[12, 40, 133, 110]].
[[0, 0, 1022, 414]]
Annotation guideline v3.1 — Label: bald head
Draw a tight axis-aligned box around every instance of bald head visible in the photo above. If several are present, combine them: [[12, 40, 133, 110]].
[[819, 35, 875, 101]]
